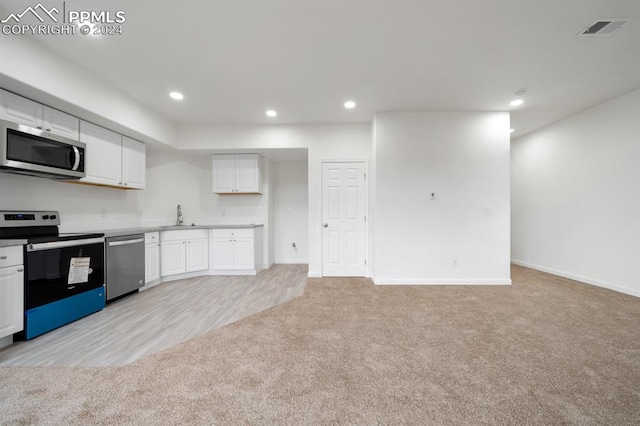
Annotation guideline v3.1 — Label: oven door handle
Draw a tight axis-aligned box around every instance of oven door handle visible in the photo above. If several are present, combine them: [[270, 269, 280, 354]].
[[108, 238, 144, 247], [27, 237, 105, 252]]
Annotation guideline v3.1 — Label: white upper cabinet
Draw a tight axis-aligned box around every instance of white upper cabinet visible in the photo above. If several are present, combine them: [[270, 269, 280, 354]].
[[79, 122, 146, 190], [80, 121, 123, 187], [235, 154, 262, 193], [212, 154, 262, 194], [0, 90, 146, 190], [0, 90, 42, 128], [122, 136, 146, 189], [42, 106, 80, 140], [212, 155, 236, 193], [0, 90, 79, 140]]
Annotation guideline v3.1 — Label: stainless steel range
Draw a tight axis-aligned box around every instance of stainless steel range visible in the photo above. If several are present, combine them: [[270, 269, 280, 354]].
[[0, 211, 105, 340]]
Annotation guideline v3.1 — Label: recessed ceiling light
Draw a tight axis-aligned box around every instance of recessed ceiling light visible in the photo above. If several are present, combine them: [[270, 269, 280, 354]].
[[510, 128, 515, 133], [169, 92, 184, 100], [266, 110, 277, 117], [344, 101, 356, 109], [510, 90, 526, 107]]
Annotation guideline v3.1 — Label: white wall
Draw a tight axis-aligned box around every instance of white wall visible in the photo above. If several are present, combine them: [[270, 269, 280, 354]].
[[273, 161, 309, 263], [0, 35, 177, 148], [512, 89, 640, 297], [179, 123, 371, 276], [372, 112, 511, 284]]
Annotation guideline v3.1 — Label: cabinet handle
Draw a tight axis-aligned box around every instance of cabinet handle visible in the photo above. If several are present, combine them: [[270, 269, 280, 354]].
[[45, 128, 51, 132], [0, 256, 7, 260], [17, 268, 24, 272], [124, 183, 128, 186], [36, 126, 43, 129]]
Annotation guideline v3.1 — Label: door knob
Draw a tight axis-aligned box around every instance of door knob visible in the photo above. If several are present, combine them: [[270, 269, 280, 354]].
[[323, 223, 328, 228]]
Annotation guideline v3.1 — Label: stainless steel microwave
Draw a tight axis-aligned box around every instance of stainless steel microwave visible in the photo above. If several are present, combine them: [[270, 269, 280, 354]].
[[0, 119, 86, 179]]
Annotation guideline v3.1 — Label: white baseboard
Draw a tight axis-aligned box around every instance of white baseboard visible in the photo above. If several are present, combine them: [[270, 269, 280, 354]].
[[372, 278, 511, 285], [308, 271, 322, 278], [139, 279, 162, 291], [274, 259, 309, 264], [511, 259, 639, 298], [206, 269, 258, 276], [160, 270, 207, 282], [0, 335, 12, 349]]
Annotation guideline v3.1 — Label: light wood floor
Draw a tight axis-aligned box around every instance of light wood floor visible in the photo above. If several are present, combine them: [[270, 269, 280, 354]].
[[0, 264, 307, 367]]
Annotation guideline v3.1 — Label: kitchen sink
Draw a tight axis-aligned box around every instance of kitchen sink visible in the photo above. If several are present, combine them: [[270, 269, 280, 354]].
[[160, 224, 200, 230]]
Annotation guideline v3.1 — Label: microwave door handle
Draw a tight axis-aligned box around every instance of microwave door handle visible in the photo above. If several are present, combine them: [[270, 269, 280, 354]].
[[72, 146, 80, 171]]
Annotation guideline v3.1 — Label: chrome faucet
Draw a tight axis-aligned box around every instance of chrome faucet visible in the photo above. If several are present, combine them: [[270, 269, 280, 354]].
[[177, 204, 183, 226]]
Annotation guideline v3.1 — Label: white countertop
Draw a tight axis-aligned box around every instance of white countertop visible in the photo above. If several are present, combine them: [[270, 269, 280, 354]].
[[97, 224, 264, 238], [0, 239, 28, 248]]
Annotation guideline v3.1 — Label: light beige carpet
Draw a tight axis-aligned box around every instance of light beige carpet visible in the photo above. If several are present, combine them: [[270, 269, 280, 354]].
[[1, 265, 639, 425]]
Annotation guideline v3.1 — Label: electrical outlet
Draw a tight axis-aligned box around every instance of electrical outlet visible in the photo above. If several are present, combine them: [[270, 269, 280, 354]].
[[292, 242, 296, 248], [430, 192, 436, 200], [483, 207, 493, 216], [452, 259, 458, 268]]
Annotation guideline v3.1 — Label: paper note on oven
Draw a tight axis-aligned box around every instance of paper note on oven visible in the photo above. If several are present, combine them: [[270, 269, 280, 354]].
[[68, 257, 91, 284]]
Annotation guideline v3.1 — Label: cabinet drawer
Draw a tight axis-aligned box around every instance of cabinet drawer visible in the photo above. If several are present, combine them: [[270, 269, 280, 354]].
[[0, 246, 23, 268], [145, 232, 160, 244], [211, 228, 253, 239], [161, 229, 209, 242]]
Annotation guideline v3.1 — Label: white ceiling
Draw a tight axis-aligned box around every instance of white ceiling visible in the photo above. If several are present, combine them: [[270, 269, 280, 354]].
[[2, 0, 639, 137]]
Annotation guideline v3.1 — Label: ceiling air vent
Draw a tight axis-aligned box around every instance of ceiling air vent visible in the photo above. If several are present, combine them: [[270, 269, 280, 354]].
[[579, 19, 630, 36]]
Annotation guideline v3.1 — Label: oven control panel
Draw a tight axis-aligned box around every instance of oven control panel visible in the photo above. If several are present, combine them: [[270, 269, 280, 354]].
[[0, 211, 60, 227], [4, 213, 36, 221]]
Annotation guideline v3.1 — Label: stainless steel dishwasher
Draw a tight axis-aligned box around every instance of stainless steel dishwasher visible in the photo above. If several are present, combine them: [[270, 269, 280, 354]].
[[106, 234, 145, 301]]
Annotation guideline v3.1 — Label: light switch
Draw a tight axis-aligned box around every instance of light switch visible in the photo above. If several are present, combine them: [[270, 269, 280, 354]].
[[483, 207, 493, 216]]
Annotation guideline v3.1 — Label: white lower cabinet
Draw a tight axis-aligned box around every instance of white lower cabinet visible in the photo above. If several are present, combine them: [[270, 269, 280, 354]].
[[144, 232, 160, 284], [160, 240, 186, 276], [186, 238, 209, 271], [210, 228, 263, 274], [160, 230, 209, 277], [0, 246, 24, 340]]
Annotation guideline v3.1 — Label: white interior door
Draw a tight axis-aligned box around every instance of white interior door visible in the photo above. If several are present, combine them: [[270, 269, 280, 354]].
[[322, 162, 366, 277]]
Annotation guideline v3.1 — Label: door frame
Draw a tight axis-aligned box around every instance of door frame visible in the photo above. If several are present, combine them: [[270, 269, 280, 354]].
[[319, 159, 369, 278]]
